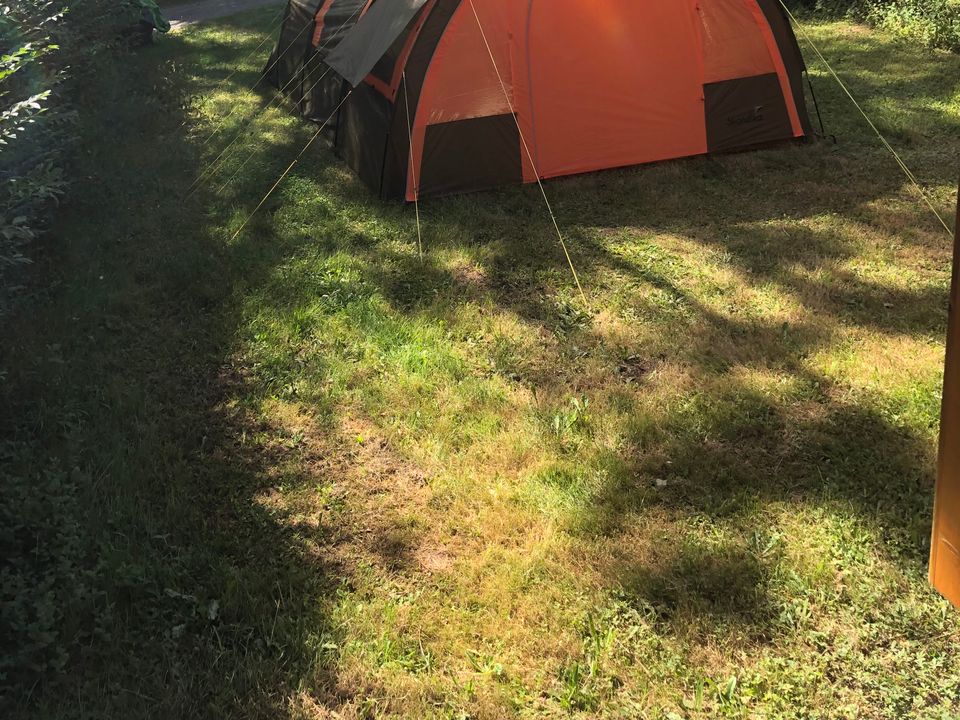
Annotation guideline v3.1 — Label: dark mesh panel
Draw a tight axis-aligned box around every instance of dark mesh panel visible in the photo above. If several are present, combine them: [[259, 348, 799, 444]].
[[318, 0, 369, 49], [336, 84, 392, 190], [419, 115, 522, 198], [704, 73, 794, 153]]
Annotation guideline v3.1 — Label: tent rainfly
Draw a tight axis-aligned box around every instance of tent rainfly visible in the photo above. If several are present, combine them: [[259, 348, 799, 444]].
[[266, 0, 813, 200]]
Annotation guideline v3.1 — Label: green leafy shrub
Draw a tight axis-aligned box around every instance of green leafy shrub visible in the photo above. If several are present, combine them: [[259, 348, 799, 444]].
[[0, 444, 106, 687], [866, 0, 960, 51], [1, 0, 169, 700], [0, 1, 153, 314], [786, 0, 960, 52]]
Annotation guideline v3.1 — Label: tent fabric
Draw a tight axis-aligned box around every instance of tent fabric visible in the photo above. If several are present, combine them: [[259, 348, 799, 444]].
[[312, 0, 369, 50], [326, 0, 431, 87], [755, 0, 811, 135], [265, 0, 321, 107], [266, 0, 813, 201]]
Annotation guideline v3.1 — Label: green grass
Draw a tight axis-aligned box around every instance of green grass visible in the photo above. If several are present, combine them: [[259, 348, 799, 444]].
[[3, 7, 960, 719]]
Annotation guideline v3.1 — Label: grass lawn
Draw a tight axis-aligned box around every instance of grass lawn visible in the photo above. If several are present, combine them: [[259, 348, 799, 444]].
[[4, 7, 960, 719]]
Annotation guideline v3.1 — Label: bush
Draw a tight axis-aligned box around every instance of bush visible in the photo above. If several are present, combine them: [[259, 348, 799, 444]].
[[0, 1, 151, 315], [1, 0, 167, 699], [786, 0, 960, 52], [866, 0, 960, 51], [1, 5, 66, 311], [0, 444, 107, 688]]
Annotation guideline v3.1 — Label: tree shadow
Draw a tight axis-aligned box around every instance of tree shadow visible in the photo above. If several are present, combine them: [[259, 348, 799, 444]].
[[0, 16, 392, 718], [617, 537, 778, 643], [216, 31, 953, 639]]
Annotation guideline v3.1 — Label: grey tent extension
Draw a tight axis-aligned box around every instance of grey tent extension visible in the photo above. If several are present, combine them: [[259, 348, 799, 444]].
[[325, 0, 430, 87]]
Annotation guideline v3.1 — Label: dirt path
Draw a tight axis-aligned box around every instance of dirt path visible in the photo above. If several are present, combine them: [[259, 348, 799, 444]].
[[166, 0, 284, 30]]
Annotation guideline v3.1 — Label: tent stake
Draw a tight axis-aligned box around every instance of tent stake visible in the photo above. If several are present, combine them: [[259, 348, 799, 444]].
[[402, 72, 423, 260]]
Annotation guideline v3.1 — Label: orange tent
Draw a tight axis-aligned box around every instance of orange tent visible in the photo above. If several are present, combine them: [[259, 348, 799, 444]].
[[268, 0, 812, 199]]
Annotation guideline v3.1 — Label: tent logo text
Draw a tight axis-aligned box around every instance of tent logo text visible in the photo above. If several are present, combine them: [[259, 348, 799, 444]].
[[728, 105, 765, 126]]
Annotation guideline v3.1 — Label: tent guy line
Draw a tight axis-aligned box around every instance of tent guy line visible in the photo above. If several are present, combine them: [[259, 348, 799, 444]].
[[200, 4, 287, 106], [186, 18, 321, 195], [175, 4, 287, 134], [189, 2, 367, 195], [189, 20, 328, 190], [402, 70, 424, 260], [229, 91, 354, 242], [465, 0, 587, 306], [198, 13, 316, 149], [778, 0, 955, 237], [215, 64, 338, 195]]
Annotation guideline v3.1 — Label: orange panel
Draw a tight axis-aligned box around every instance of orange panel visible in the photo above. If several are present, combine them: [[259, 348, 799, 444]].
[[411, 2, 525, 126], [697, 0, 776, 83], [931, 183, 960, 609], [528, 0, 707, 179]]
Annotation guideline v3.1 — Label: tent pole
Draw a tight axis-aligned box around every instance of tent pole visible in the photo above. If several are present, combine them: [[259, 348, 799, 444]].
[[931, 177, 960, 609]]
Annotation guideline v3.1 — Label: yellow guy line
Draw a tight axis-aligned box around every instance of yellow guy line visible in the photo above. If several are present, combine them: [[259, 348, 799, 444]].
[[229, 91, 353, 242], [779, 0, 954, 237], [466, 0, 589, 306], [402, 71, 424, 259]]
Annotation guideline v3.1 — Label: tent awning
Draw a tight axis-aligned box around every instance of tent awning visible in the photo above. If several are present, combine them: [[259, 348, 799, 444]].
[[325, 0, 430, 87]]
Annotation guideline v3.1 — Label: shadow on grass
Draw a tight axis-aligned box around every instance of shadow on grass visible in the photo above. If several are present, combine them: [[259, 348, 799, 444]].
[[208, 118, 949, 647], [618, 538, 777, 642], [0, 15, 360, 717], [171, 4, 958, 683]]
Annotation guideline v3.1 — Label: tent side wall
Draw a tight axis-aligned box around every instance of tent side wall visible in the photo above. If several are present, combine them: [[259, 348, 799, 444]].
[[266, 0, 326, 109], [402, 0, 812, 201], [301, 0, 368, 121]]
